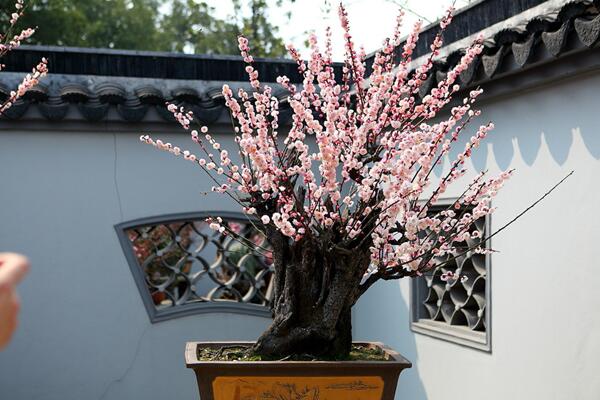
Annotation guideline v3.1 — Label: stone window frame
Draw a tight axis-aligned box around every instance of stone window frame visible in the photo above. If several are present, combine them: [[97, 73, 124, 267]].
[[409, 200, 492, 352], [115, 211, 273, 323]]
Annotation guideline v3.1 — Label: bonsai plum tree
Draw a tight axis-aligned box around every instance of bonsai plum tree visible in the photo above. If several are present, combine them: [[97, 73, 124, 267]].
[[142, 4, 522, 358]]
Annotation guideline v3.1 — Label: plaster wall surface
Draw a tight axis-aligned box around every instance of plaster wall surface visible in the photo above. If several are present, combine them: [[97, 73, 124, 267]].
[[0, 128, 271, 400]]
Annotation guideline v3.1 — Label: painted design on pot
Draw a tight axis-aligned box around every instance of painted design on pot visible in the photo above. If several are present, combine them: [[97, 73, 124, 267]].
[[212, 376, 384, 400]]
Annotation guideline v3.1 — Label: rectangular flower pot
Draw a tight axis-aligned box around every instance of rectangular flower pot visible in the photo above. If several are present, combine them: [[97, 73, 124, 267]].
[[185, 341, 411, 400]]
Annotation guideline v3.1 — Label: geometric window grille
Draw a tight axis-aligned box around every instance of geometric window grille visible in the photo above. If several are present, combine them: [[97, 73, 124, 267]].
[[410, 206, 491, 351], [115, 211, 274, 323]]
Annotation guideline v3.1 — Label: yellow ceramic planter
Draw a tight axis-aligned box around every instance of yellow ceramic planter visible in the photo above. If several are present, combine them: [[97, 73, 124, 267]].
[[185, 341, 411, 400]]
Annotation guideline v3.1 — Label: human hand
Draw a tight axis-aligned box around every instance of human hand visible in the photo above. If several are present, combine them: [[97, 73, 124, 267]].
[[0, 253, 29, 349]]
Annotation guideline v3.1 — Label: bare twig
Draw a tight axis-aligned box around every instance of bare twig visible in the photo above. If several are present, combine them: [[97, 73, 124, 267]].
[[371, 170, 574, 287]]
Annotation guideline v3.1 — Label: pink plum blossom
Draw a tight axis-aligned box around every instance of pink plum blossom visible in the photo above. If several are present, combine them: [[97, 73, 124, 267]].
[[142, 4, 512, 278]]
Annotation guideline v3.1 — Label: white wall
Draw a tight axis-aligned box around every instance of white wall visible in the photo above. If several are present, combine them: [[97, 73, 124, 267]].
[[354, 72, 600, 399], [0, 128, 271, 400], [1, 71, 600, 400]]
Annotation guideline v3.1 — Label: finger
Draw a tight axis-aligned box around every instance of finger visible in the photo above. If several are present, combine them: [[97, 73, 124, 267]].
[[0, 289, 20, 349], [0, 253, 30, 289]]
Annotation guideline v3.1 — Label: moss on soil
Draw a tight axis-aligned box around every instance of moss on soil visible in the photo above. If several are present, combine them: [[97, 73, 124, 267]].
[[197, 344, 388, 362]]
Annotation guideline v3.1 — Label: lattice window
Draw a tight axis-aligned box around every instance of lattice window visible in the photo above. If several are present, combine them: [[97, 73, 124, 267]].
[[116, 212, 274, 322], [410, 208, 491, 351]]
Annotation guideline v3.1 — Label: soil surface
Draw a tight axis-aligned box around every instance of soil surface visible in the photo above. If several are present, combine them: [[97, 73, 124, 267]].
[[197, 344, 389, 362]]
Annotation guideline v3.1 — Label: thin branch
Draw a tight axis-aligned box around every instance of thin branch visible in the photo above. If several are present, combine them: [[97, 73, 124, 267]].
[[387, 170, 575, 275], [383, 0, 433, 23]]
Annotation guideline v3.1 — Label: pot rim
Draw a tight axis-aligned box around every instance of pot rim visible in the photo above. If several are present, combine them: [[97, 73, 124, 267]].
[[185, 341, 412, 368]]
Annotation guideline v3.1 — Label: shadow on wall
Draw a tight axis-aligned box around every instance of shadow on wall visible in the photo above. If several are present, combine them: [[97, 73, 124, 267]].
[[484, 85, 600, 170], [435, 74, 600, 176], [354, 280, 427, 400]]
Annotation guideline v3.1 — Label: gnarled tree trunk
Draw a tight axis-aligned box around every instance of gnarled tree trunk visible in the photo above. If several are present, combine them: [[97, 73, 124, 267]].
[[253, 231, 372, 359]]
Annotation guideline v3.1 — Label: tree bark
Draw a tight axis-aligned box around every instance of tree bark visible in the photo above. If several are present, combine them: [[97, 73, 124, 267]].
[[253, 232, 371, 359]]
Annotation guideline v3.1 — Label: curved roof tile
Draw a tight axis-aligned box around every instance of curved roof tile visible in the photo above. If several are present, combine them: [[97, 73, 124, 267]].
[[60, 83, 91, 103], [95, 82, 127, 104], [22, 83, 48, 102], [135, 85, 164, 105], [171, 87, 201, 104], [2, 0, 599, 122]]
